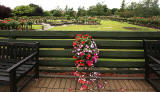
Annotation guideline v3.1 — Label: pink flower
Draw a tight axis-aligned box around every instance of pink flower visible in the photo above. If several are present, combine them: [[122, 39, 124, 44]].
[[79, 52, 84, 57]]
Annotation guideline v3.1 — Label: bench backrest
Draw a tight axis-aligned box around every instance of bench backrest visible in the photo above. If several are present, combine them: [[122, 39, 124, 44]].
[[143, 40, 160, 59], [1, 31, 160, 74], [0, 41, 39, 61]]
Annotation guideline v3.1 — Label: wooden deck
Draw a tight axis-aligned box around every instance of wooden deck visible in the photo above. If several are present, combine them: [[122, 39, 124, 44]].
[[0, 77, 156, 92]]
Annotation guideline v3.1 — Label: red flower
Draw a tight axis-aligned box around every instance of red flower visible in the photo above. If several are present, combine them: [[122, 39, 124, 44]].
[[75, 37, 80, 41], [73, 42, 77, 46], [78, 79, 86, 84], [85, 34, 88, 37], [89, 36, 92, 39], [82, 41, 85, 44], [80, 63, 85, 66], [87, 54, 91, 58], [79, 60, 84, 62], [77, 34, 82, 38], [88, 60, 93, 67], [75, 60, 80, 64], [80, 85, 88, 90], [73, 56, 76, 59], [86, 57, 89, 60]]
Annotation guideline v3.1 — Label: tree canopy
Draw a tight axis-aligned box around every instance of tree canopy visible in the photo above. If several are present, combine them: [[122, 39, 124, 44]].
[[13, 5, 34, 16], [88, 3, 111, 16], [0, 5, 12, 19]]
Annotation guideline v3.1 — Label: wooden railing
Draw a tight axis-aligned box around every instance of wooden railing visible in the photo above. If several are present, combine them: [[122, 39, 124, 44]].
[[1, 30, 160, 74]]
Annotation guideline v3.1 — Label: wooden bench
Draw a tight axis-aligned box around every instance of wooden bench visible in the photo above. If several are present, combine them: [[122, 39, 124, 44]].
[[0, 41, 39, 92], [143, 40, 160, 92]]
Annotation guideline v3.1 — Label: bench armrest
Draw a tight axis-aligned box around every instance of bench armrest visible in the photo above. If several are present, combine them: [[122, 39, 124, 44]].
[[147, 55, 160, 65], [6, 51, 38, 72]]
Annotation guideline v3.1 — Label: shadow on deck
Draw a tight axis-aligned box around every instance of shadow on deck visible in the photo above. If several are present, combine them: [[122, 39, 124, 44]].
[[0, 77, 155, 92]]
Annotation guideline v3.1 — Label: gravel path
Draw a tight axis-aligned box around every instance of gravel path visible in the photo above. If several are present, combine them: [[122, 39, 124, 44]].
[[41, 23, 54, 30]]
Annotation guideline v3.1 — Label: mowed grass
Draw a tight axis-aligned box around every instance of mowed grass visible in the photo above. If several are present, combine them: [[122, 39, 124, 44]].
[[32, 25, 42, 30], [48, 20, 159, 31]]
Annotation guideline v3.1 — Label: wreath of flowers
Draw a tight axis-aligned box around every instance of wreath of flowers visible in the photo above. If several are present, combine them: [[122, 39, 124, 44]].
[[73, 34, 103, 90]]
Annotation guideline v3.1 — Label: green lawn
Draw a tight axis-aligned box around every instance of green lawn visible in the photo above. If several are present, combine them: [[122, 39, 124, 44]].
[[48, 20, 159, 31], [32, 25, 42, 30]]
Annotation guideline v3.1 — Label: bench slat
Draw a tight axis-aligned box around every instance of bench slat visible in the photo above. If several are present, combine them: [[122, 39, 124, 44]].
[[1, 39, 143, 49], [7, 31, 160, 39], [39, 59, 144, 68], [39, 50, 144, 59]]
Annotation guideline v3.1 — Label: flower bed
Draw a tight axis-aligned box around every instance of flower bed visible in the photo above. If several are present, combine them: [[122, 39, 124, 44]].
[[0, 18, 33, 30], [105, 16, 160, 29], [76, 17, 101, 25]]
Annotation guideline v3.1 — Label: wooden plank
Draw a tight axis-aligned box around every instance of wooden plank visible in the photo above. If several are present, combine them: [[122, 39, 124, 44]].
[[40, 88, 47, 92], [0, 31, 10, 37], [22, 87, 40, 92], [59, 78, 66, 89], [53, 78, 61, 88], [4, 39, 73, 48], [96, 40, 143, 49], [39, 67, 144, 74], [128, 80, 138, 89], [43, 78, 52, 88], [39, 50, 144, 59], [45, 89, 53, 92], [103, 80, 110, 90], [6, 31, 160, 39], [70, 78, 76, 89], [65, 78, 72, 89], [38, 78, 47, 87], [39, 59, 144, 68], [48, 78, 57, 88], [0, 85, 9, 92], [5, 39, 143, 49]]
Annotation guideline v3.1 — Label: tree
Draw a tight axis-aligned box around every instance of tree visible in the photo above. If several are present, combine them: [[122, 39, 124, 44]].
[[87, 3, 110, 16], [44, 11, 52, 16], [111, 8, 119, 15], [127, 2, 144, 17], [50, 8, 62, 17], [0, 5, 12, 19], [13, 5, 34, 16], [64, 6, 75, 17], [121, 0, 125, 12], [126, 0, 160, 17], [77, 7, 87, 16], [29, 3, 44, 16]]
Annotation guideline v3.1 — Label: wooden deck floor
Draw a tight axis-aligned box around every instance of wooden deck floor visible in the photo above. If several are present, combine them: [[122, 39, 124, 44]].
[[0, 77, 156, 92]]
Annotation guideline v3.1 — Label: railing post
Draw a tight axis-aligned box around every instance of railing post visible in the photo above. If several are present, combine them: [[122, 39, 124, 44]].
[[35, 42, 40, 79], [9, 70, 17, 92], [9, 31, 16, 40]]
